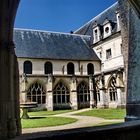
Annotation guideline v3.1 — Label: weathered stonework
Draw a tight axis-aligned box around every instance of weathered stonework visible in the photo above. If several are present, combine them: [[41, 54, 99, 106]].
[[0, 0, 21, 139]]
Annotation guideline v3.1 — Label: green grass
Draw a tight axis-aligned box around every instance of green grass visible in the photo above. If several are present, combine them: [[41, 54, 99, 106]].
[[94, 121, 124, 127], [22, 117, 77, 128], [74, 108, 126, 119], [28, 109, 73, 116]]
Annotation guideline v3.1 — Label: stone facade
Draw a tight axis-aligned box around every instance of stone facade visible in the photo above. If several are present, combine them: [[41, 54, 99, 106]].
[[16, 2, 126, 111], [19, 58, 100, 110]]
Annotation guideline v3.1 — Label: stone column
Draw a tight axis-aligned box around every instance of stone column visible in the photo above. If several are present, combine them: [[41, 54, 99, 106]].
[[46, 74, 53, 111], [70, 76, 78, 110], [89, 76, 94, 108], [0, 0, 21, 139], [126, 7, 140, 121], [116, 72, 125, 108], [20, 73, 27, 102], [119, 0, 140, 121], [99, 75, 107, 108]]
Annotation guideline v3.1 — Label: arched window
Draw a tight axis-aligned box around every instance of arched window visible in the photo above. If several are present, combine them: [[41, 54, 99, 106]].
[[77, 81, 90, 104], [87, 63, 94, 75], [53, 82, 70, 104], [44, 62, 53, 74], [27, 82, 46, 104], [67, 62, 75, 75], [23, 61, 32, 74], [108, 77, 117, 101]]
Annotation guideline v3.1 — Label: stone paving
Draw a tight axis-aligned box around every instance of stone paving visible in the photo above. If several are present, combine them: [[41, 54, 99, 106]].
[[22, 108, 124, 134]]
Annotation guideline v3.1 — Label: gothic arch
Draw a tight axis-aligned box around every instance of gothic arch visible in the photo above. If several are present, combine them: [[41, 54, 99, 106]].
[[53, 79, 70, 90], [26, 79, 46, 91], [106, 74, 116, 89], [107, 75, 117, 102], [77, 81, 90, 109], [53, 80, 70, 108], [27, 81, 46, 104]]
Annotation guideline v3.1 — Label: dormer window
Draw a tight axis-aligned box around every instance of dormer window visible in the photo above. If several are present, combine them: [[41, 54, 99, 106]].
[[116, 10, 121, 31], [103, 18, 112, 38], [94, 29, 98, 41], [92, 22, 102, 44], [105, 27, 109, 33]]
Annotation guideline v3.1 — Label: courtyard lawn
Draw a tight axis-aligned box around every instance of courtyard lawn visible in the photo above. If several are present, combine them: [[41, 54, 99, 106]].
[[27, 109, 73, 117], [22, 117, 77, 128], [74, 108, 126, 119]]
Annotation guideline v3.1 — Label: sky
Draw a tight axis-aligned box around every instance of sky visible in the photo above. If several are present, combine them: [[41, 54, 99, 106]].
[[15, 0, 117, 33]]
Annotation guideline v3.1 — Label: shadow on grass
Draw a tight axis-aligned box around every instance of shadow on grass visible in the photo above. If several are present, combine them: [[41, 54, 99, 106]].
[[29, 117, 46, 119]]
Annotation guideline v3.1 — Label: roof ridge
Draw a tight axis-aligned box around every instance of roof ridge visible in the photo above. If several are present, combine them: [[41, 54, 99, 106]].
[[14, 28, 91, 38], [74, 2, 118, 33]]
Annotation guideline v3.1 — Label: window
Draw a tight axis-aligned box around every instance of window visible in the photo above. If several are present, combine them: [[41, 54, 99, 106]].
[[105, 27, 109, 33], [67, 62, 75, 75], [106, 49, 112, 59], [108, 77, 117, 101], [23, 61, 32, 74], [53, 82, 70, 104], [87, 63, 94, 75], [94, 29, 98, 41], [99, 52, 102, 58], [27, 82, 46, 104], [44, 62, 53, 74], [77, 82, 90, 103]]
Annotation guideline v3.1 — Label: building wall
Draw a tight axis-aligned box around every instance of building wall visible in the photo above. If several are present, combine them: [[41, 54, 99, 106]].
[[18, 58, 100, 76], [19, 58, 100, 110]]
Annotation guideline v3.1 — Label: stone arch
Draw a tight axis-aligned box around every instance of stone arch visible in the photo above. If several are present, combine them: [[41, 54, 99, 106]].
[[107, 75, 117, 102], [53, 80, 70, 109], [0, 0, 21, 138], [27, 81, 46, 104]]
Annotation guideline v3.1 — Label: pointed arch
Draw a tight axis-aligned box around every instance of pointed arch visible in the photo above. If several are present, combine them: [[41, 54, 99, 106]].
[[77, 81, 90, 108], [108, 76, 117, 101], [27, 81, 46, 104], [53, 81, 70, 105]]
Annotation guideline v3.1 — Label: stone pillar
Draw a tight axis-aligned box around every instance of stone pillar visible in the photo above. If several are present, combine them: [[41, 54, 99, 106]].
[[70, 76, 78, 110], [20, 73, 27, 102], [119, 0, 140, 121], [126, 6, 140, 121], [99, 75, 107, 108], [89, 76, 94, 108], [0, 0, 21, 139], [46, 74, 53, 111], [116, 72, 125, 108]]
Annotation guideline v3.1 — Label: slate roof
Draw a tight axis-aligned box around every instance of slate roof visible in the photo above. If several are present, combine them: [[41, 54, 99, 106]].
[[74, 2, 119, 42], [14, 29, 100, 61]]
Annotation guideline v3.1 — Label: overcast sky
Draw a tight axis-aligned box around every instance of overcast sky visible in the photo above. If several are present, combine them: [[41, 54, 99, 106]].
[[15, 0, 117, 33]]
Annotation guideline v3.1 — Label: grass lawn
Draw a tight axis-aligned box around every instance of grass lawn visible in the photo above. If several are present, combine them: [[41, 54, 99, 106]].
[[28, 109, 73, 117], [74, 108, 126, 119], [22, 117, 77, 128], [21, 109, 76, 128]]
